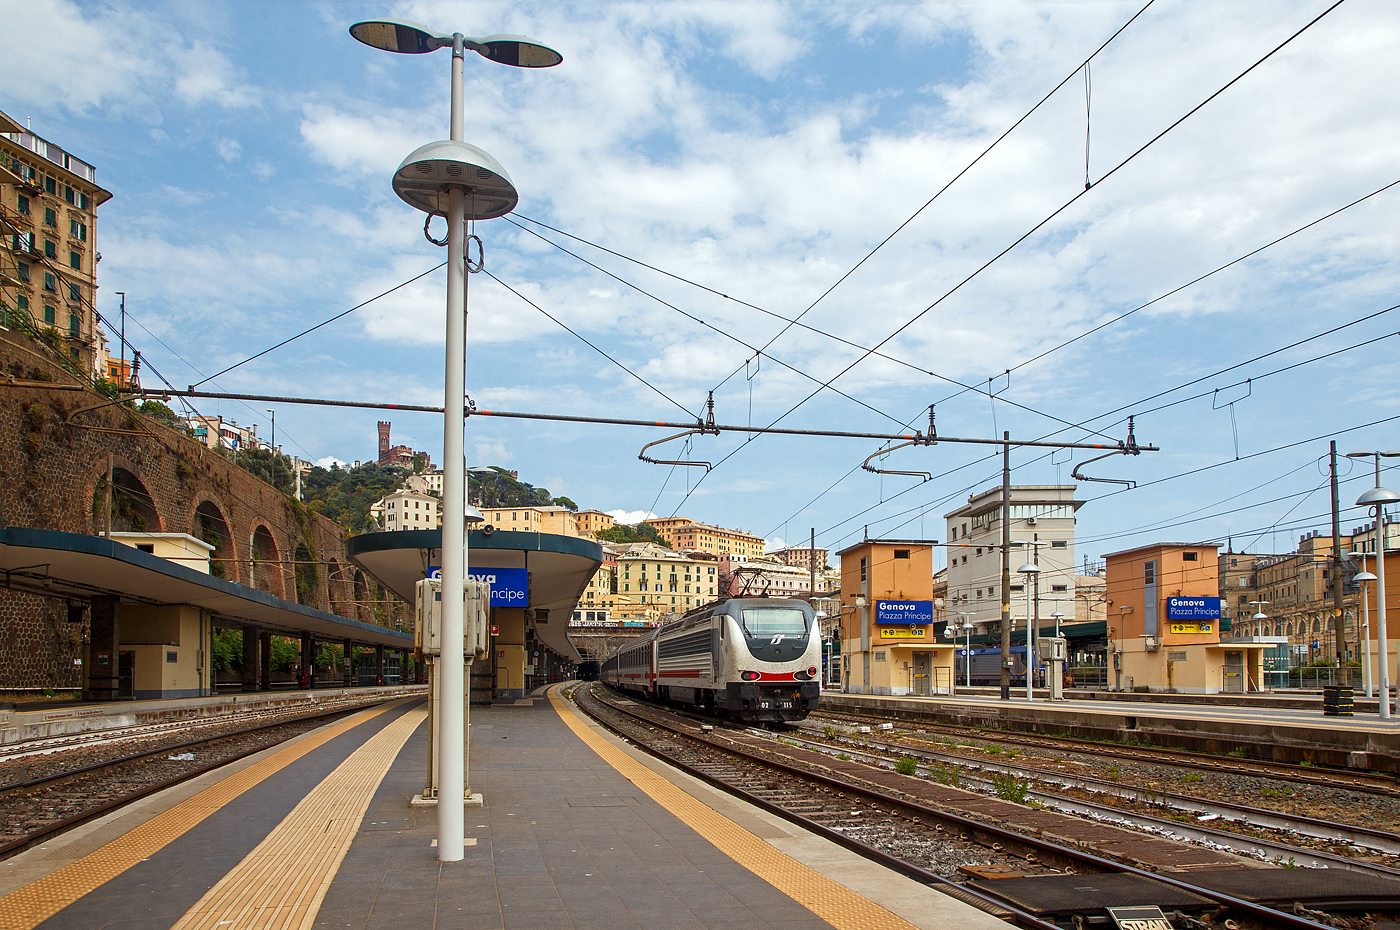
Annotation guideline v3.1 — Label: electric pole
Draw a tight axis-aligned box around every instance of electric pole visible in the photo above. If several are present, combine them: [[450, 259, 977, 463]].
[[1000, 431, 1012, 701]]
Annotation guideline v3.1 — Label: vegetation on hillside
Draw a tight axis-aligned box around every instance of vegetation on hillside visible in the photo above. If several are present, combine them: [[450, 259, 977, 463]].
[[469, 465, 575, 512], [595, 521, 662, 544], [302, 463, 404, 533]]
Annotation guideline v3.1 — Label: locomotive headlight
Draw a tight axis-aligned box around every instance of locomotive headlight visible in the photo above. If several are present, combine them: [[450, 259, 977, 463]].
[[793, 666, 818, 681], [741, 671, 760, 681]]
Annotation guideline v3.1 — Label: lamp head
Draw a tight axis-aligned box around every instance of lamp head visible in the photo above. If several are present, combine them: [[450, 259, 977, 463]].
[[1357, 486, 1400, 506], [350, 19, 451, 53], [392, 140, 518, 218], [1017, 562, 1041, 574], [469, 34, 563, 68], [1354, 570, 1377, 582]]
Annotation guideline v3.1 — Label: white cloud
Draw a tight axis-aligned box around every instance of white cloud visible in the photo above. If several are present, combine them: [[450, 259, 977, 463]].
[[216, 138, 242, 162], [608, 510, 658, 526], [474, 440, 512, 465]]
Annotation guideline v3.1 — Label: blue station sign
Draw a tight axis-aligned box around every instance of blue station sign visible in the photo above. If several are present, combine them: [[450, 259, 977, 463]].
[[427, 566, 529, 607], [875, 599, 934, 625], [1166, 596, 1221, 621]]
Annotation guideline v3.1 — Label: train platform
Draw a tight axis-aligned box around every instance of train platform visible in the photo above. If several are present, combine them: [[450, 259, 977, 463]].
[[820, 691, 1400, 772], [0, 687, 1007, 930]]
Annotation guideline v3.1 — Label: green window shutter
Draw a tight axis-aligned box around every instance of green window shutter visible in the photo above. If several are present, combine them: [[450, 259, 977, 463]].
[[45, 176, 56, 195], [44, 240, 55, 259], [44, 305, 55, 325], [17, 295, 28, 310], [16, 195, 28, 215], [80, 192, 90, 210], [65, 185, 75, 205], [69, 251, 80, 270], [69, 314, 79, 335]]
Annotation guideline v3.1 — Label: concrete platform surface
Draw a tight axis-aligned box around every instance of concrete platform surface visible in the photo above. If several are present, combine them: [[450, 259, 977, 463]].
[[0, 688, 1006, 930]]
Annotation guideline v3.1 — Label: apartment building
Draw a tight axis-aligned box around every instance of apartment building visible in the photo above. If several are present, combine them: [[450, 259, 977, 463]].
[[1, 108, 111, 372], [381, 488, 440, 531], [944, 485, 1081, 635], [575, 509, 615, 538], [481, 505, 579, 536], [181, 415, 259, 452], [768, 545, 829, 571], [648, 517, 765, 558], [718, 554, 812, 597], [606, 543, 720, 622]]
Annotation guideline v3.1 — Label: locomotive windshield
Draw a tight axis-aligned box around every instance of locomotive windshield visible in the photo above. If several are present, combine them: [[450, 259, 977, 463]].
[[739, 607, 810, 638]]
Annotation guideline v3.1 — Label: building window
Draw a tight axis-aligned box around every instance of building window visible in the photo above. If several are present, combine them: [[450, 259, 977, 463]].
[[69, 313, 79, 335], [44, 305, 55, 325], [894, 549, 910, 559], [1051, 540, 1067, 548], [1183, 552, 1198, 562], [43, 272, 56, 291], [65, 185, 75, 205], [1143, 562, 1155, 586], [80, 192, 90, 210], [1051, 584, 1068, 592], [70, 219, 87, 241], [45, 175, 56, 195], [1009, 584, 1023, 592], [16, 262, 29, 282], [70, 251, 80, 270], [17, 295, 28, 311], [44, 207, 57, 226], [975, 548, 982, 556], [860, 557, 866, 582], [16, 195, 28, 215], [44, 239, 56, 259], [68, 283, 80, 300]]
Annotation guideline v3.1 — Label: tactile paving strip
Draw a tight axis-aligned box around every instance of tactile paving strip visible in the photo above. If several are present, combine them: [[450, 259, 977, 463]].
[[550, 686, 919, 930], [168, 706, 427, 930], [0, 701, 405, 930]]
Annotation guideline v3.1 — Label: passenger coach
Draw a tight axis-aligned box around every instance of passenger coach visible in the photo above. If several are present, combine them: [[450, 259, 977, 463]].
[[600, 597, 821, 723]]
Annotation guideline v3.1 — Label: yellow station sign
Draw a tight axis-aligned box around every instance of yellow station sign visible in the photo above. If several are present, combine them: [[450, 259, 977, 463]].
[[1169, 622, 1213, 635], [879, 627, 927, 640]]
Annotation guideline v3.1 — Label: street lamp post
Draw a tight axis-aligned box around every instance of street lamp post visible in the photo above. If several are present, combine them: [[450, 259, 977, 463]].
[[959, 613, 975, 689], [1018, 559, 1041, 700], [1348, 452, 1399, 717], [350, 17, 560, 863], [1351, 553, 1376, 698]]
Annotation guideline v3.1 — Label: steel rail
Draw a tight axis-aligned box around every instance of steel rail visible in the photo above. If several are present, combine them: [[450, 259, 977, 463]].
[[581, 686, 1338, 930], [776, 730, 1400, 872], [0, 697, 408, 862]]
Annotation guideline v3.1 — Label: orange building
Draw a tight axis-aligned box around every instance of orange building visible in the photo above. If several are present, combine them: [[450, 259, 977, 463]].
[[1104, 542, 1275, 693], [836, 539, 955, 695], [648, 517, 764, 559]]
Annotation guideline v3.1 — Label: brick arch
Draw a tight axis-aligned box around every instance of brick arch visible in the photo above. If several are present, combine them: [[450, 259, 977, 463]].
[[87, 458, 162, 535], [188, 494, 236, 582], [353, 569, 371, 622], [249, 523, 284, 598], [327, 559, 348, 616]]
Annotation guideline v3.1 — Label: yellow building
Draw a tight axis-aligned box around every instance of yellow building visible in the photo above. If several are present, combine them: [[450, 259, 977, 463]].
[[1105, 542, 1276, 693], [837, 538, 956, 696], [575, 510, 615, 538], [1, 109, 111, 373], [482, 505, 579, 536], [605, 543, 720, 622], [648, 516, 765, 558]]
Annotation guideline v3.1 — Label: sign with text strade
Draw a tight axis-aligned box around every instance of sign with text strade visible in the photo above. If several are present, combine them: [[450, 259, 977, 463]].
[[1166, 596, 1221, 621], [874, 600, 934, 625], [427, 566, 528, 606]]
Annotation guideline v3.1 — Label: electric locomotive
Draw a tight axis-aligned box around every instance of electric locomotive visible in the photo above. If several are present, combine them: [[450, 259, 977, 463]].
[[600, 597, 821, 723]]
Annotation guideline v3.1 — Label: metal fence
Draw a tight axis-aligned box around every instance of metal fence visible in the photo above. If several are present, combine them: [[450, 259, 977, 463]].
[[1289, 666, 1364, 689]]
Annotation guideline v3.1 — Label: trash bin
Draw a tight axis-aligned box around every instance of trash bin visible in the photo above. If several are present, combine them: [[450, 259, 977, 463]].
[[1323, 685, 1353, 716]]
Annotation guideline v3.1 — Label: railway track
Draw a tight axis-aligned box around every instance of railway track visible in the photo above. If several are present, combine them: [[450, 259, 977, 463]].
[[574, 685, 1400, 930], [811, 709, 1399, 798], [0, 696, 405, 860]]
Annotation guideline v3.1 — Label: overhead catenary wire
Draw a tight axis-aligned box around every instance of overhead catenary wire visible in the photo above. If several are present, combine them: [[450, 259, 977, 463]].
[[660, 0, 1349, 519]]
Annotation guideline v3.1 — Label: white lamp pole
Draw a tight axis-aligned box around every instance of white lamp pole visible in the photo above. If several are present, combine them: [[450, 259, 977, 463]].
[[1352, 553, 1376, 698], [350, 18, 560, 862]]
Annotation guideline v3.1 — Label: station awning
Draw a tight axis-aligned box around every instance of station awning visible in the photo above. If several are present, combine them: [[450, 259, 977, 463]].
[[345, 528, 603, 664], [0, 527, 413, 648]]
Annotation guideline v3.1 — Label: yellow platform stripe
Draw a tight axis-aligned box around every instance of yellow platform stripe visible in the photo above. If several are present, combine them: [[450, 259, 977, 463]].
[[169, 705, 426, 930], [0, 701, 406, 930], [550, 687, 919, 930]]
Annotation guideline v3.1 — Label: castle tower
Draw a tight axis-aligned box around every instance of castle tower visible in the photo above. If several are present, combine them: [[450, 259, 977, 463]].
[[377, 421, 391, 465]]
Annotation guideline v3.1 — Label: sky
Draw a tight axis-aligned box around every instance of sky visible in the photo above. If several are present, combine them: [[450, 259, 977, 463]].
[[4, 0, 1399, 568]]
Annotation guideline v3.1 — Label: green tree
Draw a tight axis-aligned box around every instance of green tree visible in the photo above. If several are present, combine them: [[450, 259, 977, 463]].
[[138, 399, 180, 427], [596, 522, 661, 544], [552, 496, 579, 511]]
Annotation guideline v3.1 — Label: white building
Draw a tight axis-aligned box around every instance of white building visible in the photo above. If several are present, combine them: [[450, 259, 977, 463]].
[[944, 485, 1081, 636], [379, 488, 440, 532]]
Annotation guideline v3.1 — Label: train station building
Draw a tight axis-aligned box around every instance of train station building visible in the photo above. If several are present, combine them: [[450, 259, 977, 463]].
[[836, 538, 956, 695]]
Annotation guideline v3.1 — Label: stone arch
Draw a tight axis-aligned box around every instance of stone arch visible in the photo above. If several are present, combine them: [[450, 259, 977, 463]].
[[293, 542, 318, 607], [190, 497, 235, 581], [328, 559, 347, 616], [250, 524, 283, 597], [90, 465, 162, 534], [353, 569, 371, 622]]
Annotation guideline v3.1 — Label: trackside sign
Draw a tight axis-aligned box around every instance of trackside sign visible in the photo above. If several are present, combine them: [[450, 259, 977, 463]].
[[427, 566, 528, 606], [1108, 907, 1173, 930], [875, 600, 934, 625]]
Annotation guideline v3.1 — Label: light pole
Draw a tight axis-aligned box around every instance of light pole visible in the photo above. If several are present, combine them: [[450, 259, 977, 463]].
[[1349, 449, 1399, 717], [265, 408, 275, 491], [1351, 552, 1376, 698], [350, 17, 560, 863], [1018, 558, 1041, 700], [959, 612, 976, 689]]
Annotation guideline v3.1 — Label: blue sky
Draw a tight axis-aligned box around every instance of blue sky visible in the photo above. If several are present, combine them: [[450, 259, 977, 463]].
[[4, 0, 1399, 565]]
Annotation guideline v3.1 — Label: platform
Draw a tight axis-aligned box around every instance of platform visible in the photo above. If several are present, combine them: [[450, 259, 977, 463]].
[[820, 691, 1400, 773], [0, 687, 1007, 930]]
